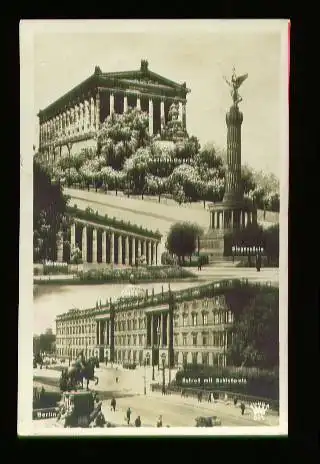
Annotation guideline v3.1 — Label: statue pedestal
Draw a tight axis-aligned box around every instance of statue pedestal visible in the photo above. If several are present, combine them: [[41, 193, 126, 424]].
[[200, 198, 257, 262]]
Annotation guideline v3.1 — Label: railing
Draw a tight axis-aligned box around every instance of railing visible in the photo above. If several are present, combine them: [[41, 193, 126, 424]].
[[56, 278, 278, 320]]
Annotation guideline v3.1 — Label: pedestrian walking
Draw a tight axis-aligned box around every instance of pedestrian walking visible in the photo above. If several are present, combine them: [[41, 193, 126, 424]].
[[156, 415, 163, 427], [240, 402, 245, 416], [126, 407, 132, 425], [208, 392, 212, 403], [111, 397, 116, 412], [197, 256, 202, 271], [135, 416, 141, 427], [234, 396, 238, 406]]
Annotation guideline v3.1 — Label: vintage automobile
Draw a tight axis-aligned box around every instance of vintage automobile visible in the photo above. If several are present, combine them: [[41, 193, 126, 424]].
[[195, 416, 222, 427]]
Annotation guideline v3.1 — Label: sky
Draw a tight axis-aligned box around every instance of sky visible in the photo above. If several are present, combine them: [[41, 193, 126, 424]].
[[32, 20, 288, 177]]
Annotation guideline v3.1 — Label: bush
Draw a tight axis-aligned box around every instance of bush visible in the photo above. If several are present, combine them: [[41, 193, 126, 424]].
[[161, 251, 175, 265], [77, 266, 195, 283], [42, 264, 70, 275]]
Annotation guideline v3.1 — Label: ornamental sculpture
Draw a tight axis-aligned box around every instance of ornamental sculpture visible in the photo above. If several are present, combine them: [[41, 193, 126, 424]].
[[223, 67, 248, 107]]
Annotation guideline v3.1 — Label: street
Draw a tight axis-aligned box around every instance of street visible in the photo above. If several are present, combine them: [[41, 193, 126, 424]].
[[33, 365, 279, 428]]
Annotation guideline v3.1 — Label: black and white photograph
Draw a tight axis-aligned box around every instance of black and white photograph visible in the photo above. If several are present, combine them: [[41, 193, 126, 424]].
[[19, 19, 289, 436]]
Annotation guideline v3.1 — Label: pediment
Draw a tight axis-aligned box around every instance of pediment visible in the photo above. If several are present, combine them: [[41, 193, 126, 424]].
[[118, 75, 178, 90]]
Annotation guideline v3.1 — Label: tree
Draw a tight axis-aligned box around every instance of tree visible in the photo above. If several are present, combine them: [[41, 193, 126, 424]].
[[228, 291, 279, 368], [39, 329, 56, 354], [33, 159, 70, 262], [98, 108, 150, 170], [166, 222, 203, 264]]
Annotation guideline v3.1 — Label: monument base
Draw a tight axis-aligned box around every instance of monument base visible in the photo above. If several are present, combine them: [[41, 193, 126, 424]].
[[200, 198, 257, 262]]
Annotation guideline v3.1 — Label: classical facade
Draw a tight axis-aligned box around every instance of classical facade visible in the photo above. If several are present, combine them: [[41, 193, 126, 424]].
[[37, 59, 190, 161], [55, 280, 276, 368], [56, 217, 161, 266]]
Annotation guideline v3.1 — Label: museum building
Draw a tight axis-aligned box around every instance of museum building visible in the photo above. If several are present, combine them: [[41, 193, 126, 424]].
[[37, 59, 190, 161], [54, 280, 264, 369]]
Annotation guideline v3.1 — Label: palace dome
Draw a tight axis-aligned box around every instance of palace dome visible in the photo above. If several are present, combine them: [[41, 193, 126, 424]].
[[112, 284, 146, 302]]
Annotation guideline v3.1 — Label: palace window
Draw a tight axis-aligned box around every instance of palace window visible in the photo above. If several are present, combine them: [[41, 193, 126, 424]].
[[133, 320, 137, 330], [192, 352, 198, 365], [202, 353, 209, 366], [183, 334, 187, 346], [127, 335, 131, 346], [127, 320, 131, 331], [202, 313, 208, 325], [174, 334, 179, 346], [192, 314, 198, 326], [202, 334, 208, 346], [182, 314, 188, 327], [174, 315, 179, 327], [192, 334, 197, 346], [182, 353, 188, 365], [202, 300, 209, 309], [192, 301, 197, 310], [183, 302, 188, 310], [227, 311, 234, 323], [138, 334, 143, 346], [174, 352, 179, 365], [133, 335, 137, 346]]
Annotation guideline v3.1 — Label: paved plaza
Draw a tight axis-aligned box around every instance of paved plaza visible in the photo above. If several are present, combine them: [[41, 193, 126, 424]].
[[33, 365, 279, 428]]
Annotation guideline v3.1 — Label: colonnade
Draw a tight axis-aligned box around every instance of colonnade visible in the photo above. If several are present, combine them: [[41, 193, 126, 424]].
[[56, 221, 159, 266], [39, 90, 187, 148], [209, 209, 257, 230]]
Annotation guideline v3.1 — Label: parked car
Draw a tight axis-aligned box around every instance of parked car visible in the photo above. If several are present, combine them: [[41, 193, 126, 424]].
[[195, 416, 222, 427]]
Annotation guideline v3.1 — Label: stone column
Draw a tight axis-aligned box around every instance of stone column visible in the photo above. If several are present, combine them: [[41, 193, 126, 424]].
[[110, 232, 115, 264], [90, 97, 95, 130], [182, 102, 187, 129], [178, 101, 183, 121], [95, 92, 100, 129], [125, 236, 130, 266], [80, 102, 85, 133], [101, 230, 107, 264], [160, 99, 165, 132], [123, 94, 128, 113], [84, 100, 90, 132], [118, 235, 122, 265], [70, 222, 76, 255], [224, 105, 243, 202], [92, 228, 98, 263], [137, 239, 142, 259], [82, 226, 87, 263], [132, 237, 136, 266], [96, 321, 100, 345], [152, 242, 157, 265], [148, 241, 152, 265], [110, 93, 115, 115], [151, 314, 154, 347], [148, 98, 153, 136], [142, 240, 146, 259], [57, 232, 64, 263], [136, 96, 141, 110], [230, 210, 234, 229]]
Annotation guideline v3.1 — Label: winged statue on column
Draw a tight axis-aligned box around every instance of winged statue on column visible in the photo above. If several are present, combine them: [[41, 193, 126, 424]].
[[223, 67, 248, 106]]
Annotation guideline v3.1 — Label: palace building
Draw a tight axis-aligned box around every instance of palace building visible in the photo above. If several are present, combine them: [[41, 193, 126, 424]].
[[55, 280, 276, 369], [37, 59, 190, 161]]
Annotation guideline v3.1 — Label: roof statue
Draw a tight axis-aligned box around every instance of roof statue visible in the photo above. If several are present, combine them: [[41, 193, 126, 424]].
[[223, 67, 248, 107], [140, 59, 149, 73], [94, 66, 102, 75]]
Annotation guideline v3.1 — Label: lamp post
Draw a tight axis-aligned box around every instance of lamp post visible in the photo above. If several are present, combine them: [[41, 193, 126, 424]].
[[161, 353, 166, 394], [144, 352, 150, 395]]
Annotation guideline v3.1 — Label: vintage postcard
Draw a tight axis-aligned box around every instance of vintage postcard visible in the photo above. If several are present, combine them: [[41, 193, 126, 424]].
[[19, 19, 289, 436]]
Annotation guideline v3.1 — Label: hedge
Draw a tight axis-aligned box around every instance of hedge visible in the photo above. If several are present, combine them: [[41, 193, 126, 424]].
[[67, 205, 162, 240]]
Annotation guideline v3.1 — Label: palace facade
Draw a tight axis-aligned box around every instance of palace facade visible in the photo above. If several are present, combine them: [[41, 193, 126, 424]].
[[55, 280, 276, 369], [38, 59, 190, 161]]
